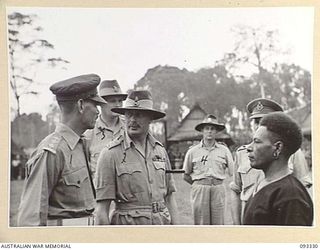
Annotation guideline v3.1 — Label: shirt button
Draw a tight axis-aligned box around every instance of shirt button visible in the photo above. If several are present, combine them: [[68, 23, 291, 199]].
[[77, 180, 81, 184]]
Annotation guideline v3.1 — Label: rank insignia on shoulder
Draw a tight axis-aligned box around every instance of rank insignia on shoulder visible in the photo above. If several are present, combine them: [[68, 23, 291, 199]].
[[107, 135, 123, 149], [43, 134, 62, 154]]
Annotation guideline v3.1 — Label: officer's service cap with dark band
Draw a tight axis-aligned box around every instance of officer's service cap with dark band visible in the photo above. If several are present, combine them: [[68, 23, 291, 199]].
[[50, 74, 107, 105], [111, 90, 165, 120], [195, 114, 225, 132], [246, 98, 283, 119], [99, 80, 127, 100]]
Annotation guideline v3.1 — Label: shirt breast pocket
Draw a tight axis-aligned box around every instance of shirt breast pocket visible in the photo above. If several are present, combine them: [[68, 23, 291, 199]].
[[61, 167, 91, 203], [192, 157, 205, 172], [116, 163, 144, 194], [63, 167, 88, 188], [152, 161, 166, 189], [215, 156, 227, 169]]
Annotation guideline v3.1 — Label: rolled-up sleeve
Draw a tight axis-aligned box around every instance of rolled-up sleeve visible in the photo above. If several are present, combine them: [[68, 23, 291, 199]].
[[95, 148, 116, 201], [182, 149, 193, 175], [225, 148, 235, 177]]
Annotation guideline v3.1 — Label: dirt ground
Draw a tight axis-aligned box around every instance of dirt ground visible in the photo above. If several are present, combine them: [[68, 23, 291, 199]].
[[10, 173, 234, 226]]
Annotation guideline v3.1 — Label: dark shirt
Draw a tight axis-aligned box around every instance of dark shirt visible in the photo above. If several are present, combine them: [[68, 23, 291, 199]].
[[243, 174, 313, 226]]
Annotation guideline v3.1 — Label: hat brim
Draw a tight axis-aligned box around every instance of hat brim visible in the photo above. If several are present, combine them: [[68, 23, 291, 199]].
[[88, 95, 107, 105], [111, 107, 165, 120], [101, 93, 128, 100], [195, 123, 225, 132], [249, 113, 265, 119]]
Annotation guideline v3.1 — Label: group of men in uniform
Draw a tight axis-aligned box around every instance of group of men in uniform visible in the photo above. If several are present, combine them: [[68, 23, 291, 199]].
[[16, 73, 313, 226], [17, 74, 179, 226]]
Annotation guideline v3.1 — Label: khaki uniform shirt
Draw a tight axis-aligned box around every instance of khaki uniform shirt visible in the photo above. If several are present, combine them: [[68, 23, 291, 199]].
[[230, 146, 312, 202], [84, 116, 124, 178], [183, 141, 234, 181], [288, 149, 312, 187], [95, 132, 176, 223], [229, 145, 264, 202], [17, 123, 95, 226]]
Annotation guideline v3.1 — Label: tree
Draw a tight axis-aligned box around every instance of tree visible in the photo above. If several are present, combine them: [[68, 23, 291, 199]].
[[134, 62, 311, 146], [135, 65, 194, 133], [134, 64, 256, 135], [8, 12, 69, 117], [272, 63, 311, 109], [221, 25, 286, 98], [11, 113, 49, 151]]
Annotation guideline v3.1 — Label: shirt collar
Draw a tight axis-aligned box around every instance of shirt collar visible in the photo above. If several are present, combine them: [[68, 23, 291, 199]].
[[200, 140, 218, 149], [96, 115, 123, 133], [123, 131, 162, 150], [55, 123, 80, 150]]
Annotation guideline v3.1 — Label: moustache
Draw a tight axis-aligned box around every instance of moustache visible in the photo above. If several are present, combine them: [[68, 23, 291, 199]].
[[128, 123, 140, 127]]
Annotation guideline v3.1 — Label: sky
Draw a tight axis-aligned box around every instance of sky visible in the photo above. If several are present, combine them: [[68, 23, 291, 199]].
[[6, 7, 314, 118]]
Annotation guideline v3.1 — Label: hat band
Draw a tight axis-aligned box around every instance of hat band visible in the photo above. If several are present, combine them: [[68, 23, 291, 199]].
[[56, 89, 98, 102], [100, 87, 123, 96], [251, 106, 277, 116], [124, 98, 153, 109]]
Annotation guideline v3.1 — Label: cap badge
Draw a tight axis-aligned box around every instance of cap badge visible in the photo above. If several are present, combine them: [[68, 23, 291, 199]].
[[256, 101, 264, 111], [134, 96, 139, 107]]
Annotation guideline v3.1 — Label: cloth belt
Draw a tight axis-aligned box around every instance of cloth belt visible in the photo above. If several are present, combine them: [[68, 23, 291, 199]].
[[193, 177, 223, 186], [116, 201, 166, 213], [47, 215, 94, 226]]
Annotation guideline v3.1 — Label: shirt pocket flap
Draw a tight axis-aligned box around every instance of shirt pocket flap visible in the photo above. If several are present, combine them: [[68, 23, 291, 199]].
[[116, 163, 142, 176], [63, 167, 88, 187], [153, 161, 166, 171]]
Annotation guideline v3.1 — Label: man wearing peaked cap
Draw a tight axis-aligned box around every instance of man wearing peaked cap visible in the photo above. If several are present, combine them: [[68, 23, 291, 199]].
[[246, 98, 283, 119], [18, 74, 106, 227], [84, 80, 127, 180], [183, 114, 234, 225], [95, 90, 179, 225], [50, 73, 107, 105], [229, 98, 312, 225]]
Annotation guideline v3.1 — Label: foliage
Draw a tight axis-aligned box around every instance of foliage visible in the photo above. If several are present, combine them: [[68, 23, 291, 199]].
[[11, 113, 49, 151], [220, 25, 287, 98], [8, 12, 69, 117], [134, 61, 311, 146]]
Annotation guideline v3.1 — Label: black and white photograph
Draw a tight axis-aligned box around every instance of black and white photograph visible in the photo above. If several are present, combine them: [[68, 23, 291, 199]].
[[2, 1, 318, 243]]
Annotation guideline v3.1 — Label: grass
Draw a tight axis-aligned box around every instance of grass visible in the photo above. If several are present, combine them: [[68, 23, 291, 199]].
[[10, 174, 234, 226]]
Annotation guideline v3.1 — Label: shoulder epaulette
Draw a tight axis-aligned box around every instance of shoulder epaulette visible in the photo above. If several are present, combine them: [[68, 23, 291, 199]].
[[42, 133, 62, 154], [217, 141, 228, 147], [107, 134, 123, 150], [188, 143, 198, 150]]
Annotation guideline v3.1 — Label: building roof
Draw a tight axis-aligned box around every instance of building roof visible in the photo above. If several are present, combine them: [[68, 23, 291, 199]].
[[168, 103, 234, 145]]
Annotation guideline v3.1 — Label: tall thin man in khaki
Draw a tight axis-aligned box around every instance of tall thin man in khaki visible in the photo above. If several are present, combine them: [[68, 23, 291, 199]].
[[17, 74, 106, 226], [183, 114, 234, 225]]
